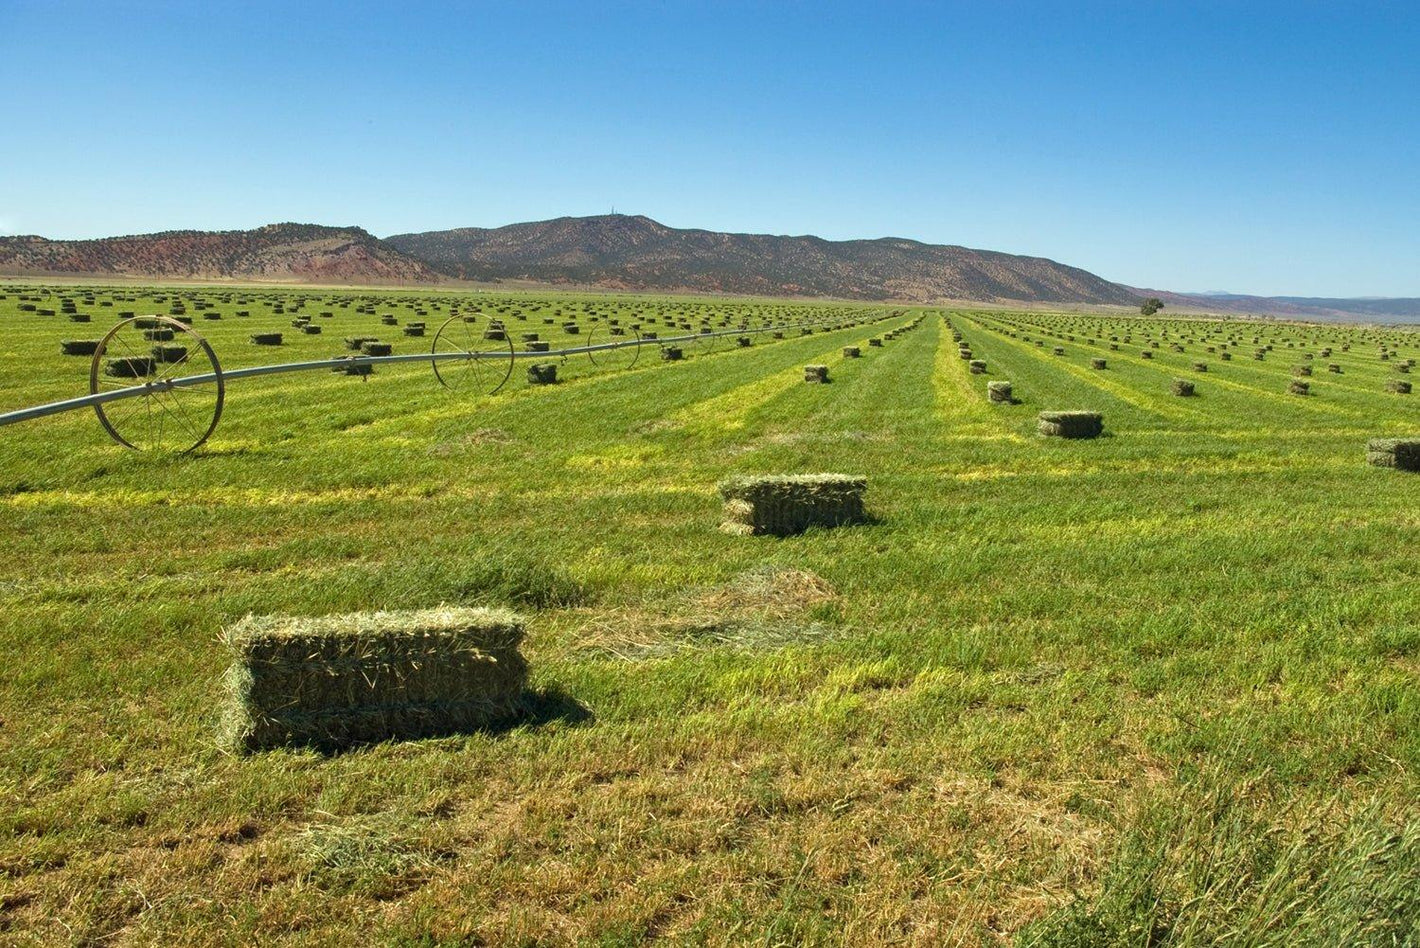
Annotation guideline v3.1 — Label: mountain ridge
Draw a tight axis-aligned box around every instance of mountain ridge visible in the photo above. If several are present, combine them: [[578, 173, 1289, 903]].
[[385, 214, 1140, 306], [0, 223, 440, 284]]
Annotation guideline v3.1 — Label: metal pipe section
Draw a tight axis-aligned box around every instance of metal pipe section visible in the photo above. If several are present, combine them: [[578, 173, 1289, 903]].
[[0, 314, 885, 429]]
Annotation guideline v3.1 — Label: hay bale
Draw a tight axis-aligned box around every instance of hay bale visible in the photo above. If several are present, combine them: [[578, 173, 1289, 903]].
[[868, 338, 882, 347], [804, 364, 829, 384], [1141, 350, 1153, 359], [104, 356, 155, 378], [1171, 378, 1195, 397], [344, 336, 377, 350], [718, 474, 867, 536], [1366, 438, 1420, 471], [151, 344, 188, 363], [1294, 365, 1312, 377], [969, 359, 987, 374], [402, 326, 425, 337], [661, 346, 683, 361], [59, 339, 100, 356], [843, 346, 860, 358], [1090, 358, 1107, 370], [250, 333, 283, 346], [1386, 379, 1411, 394], [143, 328, 175, 342], [221, 607, 527, 753], [1038, 410, 1103, 439], [526, 341, 550, 352], [527, 363, 557, 385], [361, 341, 393, 357], [1328, 363, 1343, 374], [334, 360, 374, 377], [987, 380, 1013, 404], [1289, 380, 1311, 396], [1193, 362, 1208, 372]]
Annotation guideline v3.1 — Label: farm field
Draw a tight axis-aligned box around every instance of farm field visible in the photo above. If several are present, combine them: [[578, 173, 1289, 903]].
[[0, 284, 1417, 945]]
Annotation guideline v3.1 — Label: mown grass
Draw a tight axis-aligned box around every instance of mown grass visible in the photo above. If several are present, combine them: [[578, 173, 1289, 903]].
[[0, 284, 1416, 945]]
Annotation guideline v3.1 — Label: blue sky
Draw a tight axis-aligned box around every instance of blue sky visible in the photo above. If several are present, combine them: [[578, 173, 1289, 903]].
[[1, 1, 1417, 296]]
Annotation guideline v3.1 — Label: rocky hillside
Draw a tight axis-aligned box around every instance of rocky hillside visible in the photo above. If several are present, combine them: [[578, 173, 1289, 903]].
[[0, 223, 440, 284], [388, 215, 1138, 305]]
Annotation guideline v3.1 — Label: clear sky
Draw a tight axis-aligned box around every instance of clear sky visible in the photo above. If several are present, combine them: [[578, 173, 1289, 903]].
[[2, 1, 1417, 296]]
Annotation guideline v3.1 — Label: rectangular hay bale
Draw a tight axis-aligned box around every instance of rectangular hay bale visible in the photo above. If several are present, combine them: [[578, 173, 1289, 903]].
[[222, 607, 528, 753], [1366, 438, 1420, 471], [719, 474, 867, 536]]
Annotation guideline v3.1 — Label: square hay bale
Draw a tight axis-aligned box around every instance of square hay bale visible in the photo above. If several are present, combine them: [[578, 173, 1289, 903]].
[[527, 363, 557, 385], [344, 336, 377, 350], [661, 346, 683, 361], [402, 326, 425, 337], [250, 333, 283, 346], [104, 356, 155, 378], [987, 380, 1013, 404], [1038, 410, 1103, 439], [1090, 358, 1107, 370], [719, 474, 867, 536], [60, 339, 100, 356], [969, 359, 988, 374], [1171, 378, 1195, 397], [361, 341, 393, 357], [151, 344, 188, 363], [1386, 380, 1411, 394], [526, 340, 550, 352], [222, 607, 527, 753], [1289, 380, 1311, 396], [1294, 364, 1313, 377], [868, 337, 882, 347], [1193, 362, 1208, 372], [843, 346, 860, 358], [1366, 438, 1420, 471], [804, 364, 829, 384]]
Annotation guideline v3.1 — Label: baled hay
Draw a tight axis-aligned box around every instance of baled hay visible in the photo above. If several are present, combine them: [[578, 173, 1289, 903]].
[[1366, 438, 1420, 471], [60, 339, 100, 356], [718, 473, 868, 536], [987, 380, 1013, 404], [1171, 378, 1195, 397], [1386, 380, 1411, 394], [222, 606, 527, 753], [104, 356, 155, 378], [804, 364, 829, 383], [527, 363, 558, 385], [1090, 358, 1107, 369], [970, 359, 988, 374], [1038, 410, 1103, 439]]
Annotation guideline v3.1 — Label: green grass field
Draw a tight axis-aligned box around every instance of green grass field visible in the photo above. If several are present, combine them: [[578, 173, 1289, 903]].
[[0, 284, 1416, 945]]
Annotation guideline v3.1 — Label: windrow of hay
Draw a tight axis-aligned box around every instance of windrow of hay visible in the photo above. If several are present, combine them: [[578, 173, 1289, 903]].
[[221, 607, 527, 753], [719, 473, 868, 536]]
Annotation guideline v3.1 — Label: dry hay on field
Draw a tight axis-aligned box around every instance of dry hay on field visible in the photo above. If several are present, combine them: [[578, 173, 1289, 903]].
[[569, 565, 842, 660]]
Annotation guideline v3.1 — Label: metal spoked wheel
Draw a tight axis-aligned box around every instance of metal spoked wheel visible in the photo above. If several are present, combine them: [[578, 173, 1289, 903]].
[[431, 314, 515, 395], [585, 324, 642, 372], [89, 316, 224, 452]]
